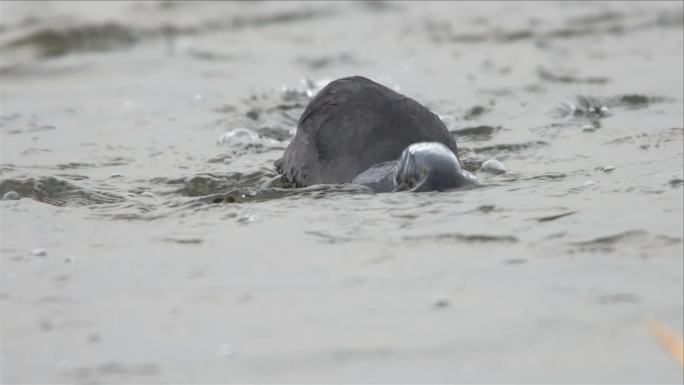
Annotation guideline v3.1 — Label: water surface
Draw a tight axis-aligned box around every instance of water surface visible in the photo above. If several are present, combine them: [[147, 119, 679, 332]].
[[1, 1, 683, 383]]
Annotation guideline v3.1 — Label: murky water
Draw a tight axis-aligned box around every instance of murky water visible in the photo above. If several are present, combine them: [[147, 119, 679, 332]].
[[1, 1, 683, 383]]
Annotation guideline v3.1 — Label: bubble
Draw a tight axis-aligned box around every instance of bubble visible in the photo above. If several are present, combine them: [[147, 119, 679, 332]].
[[479, 159, 506, 175], [237, 214, 260, 224], [31, 248, 47, 257], [3, 191, 20, 200], [217, 128, 261, 148]]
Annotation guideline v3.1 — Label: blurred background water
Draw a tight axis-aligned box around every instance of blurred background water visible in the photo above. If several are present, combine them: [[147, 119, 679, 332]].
[[1, 1, 683, 383]]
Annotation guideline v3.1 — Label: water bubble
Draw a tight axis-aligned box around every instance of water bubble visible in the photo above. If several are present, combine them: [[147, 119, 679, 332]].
[[110, 173, 124, 178], [600, 165, 615, 173], [479, 159, 506, 175], [237, 214, 260, 224], [584, 180, 598, 187], [461, 170, 478, 184], [140, 192, 155, 198], [3, 191, 20, 200], [31, 248, 47, 257], [217, 128, 261, 148]]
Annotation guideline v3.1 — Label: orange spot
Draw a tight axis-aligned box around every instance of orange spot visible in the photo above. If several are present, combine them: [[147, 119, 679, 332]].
[[652, 321, 684, 368]]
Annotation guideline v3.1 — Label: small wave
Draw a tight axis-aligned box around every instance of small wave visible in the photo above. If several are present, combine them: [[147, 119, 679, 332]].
[[1, 167, 374, 215], [404, 233, 518, 243], [63, 362, 159, 382], [463, 140, 549, 155], [305, 230, 360, 244], [570, 230, 681, 253], [180, 183, 372, 206], [89, 201, 158, 221], [607, 94, 670, 109], [297, 53, 360, 70], [162, 170, 278, 197], [0, 176, 125, 206], [2, 7, 335, 65], [537, 67, 609, 84], [212, 8, 334, 31], [55, 162, 97, 170], [532, 211, 577, 222], [152, 170, 369, 204], [4, 23, 138, 58], [425, 8, 680, 45], [450, 125, 500, 142]]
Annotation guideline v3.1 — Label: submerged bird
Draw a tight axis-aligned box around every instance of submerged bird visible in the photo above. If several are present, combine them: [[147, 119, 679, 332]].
[[275, 76, 476, 192]]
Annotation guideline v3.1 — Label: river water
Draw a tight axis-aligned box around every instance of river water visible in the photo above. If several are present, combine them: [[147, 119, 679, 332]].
[[1, 1, 683, 383]]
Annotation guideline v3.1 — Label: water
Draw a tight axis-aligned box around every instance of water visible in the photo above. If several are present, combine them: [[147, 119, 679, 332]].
[[1, 1, 683, 383]]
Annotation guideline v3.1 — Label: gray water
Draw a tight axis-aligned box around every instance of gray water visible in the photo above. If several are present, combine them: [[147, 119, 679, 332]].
[[1, 1, 683, 383]]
